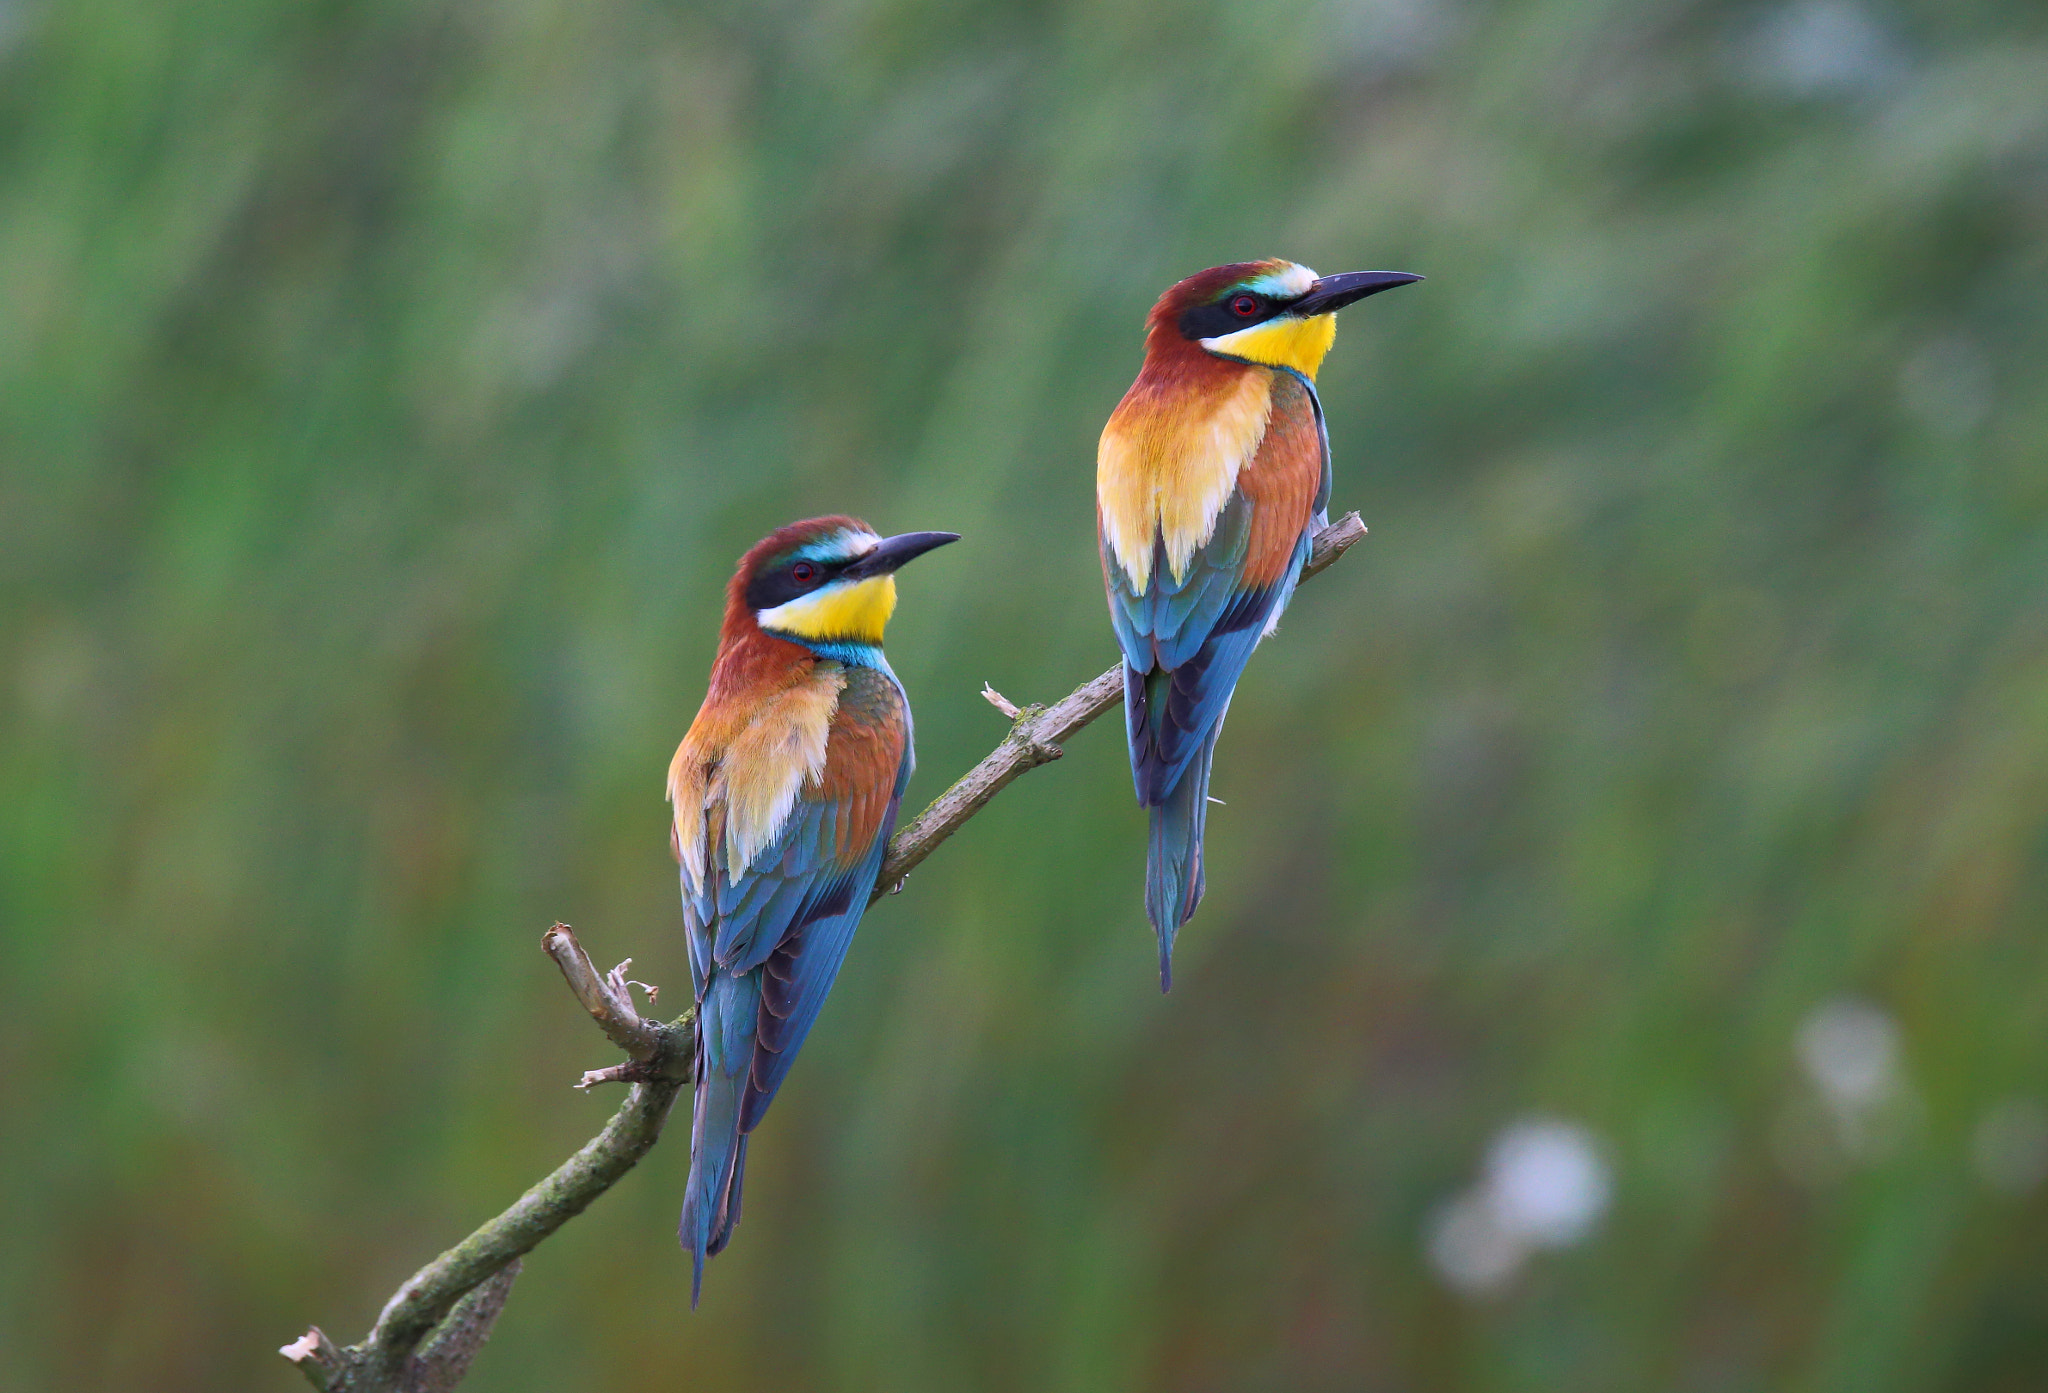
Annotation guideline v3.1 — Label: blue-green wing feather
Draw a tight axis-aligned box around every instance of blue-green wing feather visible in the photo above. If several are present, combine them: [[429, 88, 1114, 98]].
[[679, 667, 912, 1300], [741, 766, 905, 1129], [1104, 489, 1302, 804]]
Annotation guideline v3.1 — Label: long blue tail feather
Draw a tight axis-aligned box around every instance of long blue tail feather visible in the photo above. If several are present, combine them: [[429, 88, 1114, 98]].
[[706, 1135, 748, 1258], [679, 972, 758, 1307], [1145, 722, 1222, 992]]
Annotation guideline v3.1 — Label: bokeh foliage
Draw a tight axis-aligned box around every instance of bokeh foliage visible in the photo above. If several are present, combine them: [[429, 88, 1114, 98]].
[[5, 0, 2048, 1388]]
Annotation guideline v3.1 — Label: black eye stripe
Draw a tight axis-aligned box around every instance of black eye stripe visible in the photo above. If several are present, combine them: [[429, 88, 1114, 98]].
[[1178, 289, 1284, 341], [745, 554, 847, 611]]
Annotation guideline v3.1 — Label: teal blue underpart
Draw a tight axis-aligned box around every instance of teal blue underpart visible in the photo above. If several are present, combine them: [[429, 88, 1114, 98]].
[[794, 638, 892, 670]]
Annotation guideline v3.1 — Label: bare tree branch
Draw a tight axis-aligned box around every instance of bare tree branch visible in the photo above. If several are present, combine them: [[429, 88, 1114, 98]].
[[283, 511, 1367, 1391], [407, 1262, 522, 1393], [285, 927, 691, 1392]]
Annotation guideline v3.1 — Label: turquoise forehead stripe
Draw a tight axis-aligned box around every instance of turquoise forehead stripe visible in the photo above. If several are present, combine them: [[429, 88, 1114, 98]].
[[791, 531, 873, 564], [1241, 265, 1315, 298]]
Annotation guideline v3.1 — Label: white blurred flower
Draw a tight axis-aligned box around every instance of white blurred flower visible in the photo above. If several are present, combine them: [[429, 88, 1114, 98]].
[[1484, 1119, 1612, 1248], [1782, 997, 1920, 1173], [1797, 998, 1899, 1110], [1425, 1117, 1612, 1297], [1426, 1193, 1524, 1296], [1973, 1099, 2048, 1197]]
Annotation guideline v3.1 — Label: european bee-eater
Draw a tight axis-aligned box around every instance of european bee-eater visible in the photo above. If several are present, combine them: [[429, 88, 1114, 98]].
[[667, 516, 957, 1302], [1098, 259, 1420, 989]]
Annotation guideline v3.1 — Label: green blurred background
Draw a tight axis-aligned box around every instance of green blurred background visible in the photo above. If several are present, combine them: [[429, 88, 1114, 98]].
[[6, 0, 2048, 1387]]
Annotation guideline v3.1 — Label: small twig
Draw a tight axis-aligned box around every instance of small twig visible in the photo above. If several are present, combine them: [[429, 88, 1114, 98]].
[[576, 1059, 664, 1090], [280, 1328, 344, 1391], [541, 926, 667, 1061], [285, 511, 1368, 1391]]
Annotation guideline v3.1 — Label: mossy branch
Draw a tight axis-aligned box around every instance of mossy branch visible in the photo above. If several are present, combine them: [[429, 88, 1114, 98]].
[[281, 512, 1368, 1391], [283, 930, 691, 1392]]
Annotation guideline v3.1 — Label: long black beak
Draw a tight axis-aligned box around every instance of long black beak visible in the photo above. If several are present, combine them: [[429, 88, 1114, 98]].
[[842, 530, 961, 580], [1293, 270, 1424, 316]]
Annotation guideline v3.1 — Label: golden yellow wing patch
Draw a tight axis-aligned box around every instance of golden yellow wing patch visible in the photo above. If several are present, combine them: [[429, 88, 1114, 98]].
[[1097, 369, 1273, 593], [668, 665, 847, 890]]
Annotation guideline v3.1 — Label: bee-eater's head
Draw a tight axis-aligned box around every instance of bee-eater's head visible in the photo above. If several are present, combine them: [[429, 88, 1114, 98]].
[[1149, 259, 1422, 380], [733, 516, 959, 653]]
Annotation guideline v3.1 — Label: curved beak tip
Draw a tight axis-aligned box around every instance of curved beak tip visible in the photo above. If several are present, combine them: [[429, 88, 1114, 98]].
[[1298, 270, 1425, 315], [853, 530, 960, 578], [898, 530, 962, 554]]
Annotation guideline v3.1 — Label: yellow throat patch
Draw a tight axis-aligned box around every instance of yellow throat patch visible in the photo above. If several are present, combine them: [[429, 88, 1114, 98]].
[[756, 574, 897, 644], [1198, 312, 1338, 378]]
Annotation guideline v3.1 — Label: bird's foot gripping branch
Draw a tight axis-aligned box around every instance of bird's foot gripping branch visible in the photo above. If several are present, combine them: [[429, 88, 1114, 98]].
[[281, 512, 1366, 1393]]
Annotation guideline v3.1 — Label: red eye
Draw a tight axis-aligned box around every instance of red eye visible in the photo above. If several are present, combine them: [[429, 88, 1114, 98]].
[[1230, 294, 1260, 317], [792, 561, 817, 583]]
